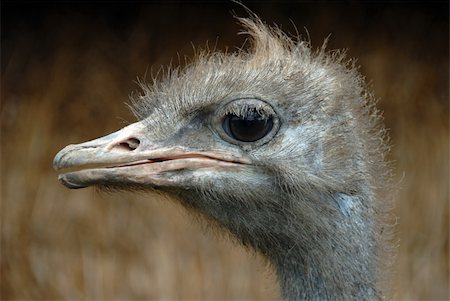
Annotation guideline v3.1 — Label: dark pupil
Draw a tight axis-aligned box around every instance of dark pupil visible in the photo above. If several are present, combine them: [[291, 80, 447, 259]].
[[224, 110, 273, 142]]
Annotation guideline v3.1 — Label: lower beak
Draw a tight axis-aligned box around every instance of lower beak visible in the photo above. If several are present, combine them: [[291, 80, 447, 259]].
[[53, 121, 250, 189]]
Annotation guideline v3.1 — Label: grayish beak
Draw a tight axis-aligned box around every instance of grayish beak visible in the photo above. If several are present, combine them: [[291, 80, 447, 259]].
[[53, 121, 250, 189]]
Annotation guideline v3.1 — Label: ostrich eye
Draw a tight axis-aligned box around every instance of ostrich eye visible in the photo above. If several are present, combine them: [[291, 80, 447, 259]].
[[223, 110, 274, 142], [215, 98, 280, 146]]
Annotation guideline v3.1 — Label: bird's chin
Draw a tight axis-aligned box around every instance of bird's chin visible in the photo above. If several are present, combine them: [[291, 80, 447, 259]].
[[57, 157, 246, 189]]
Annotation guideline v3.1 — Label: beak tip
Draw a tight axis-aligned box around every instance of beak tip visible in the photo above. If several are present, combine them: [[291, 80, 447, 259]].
[[53, 149, 66, 171], [53, 157, 61, 171], [58, 173, 88, 189], [53, 144, 78, 171]]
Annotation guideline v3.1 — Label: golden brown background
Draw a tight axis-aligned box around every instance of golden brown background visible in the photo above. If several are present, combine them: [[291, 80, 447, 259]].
[[2, 2, 448, 300]]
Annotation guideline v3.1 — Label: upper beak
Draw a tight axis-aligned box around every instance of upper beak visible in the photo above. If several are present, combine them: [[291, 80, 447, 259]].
[[53, 121, 251, 189]]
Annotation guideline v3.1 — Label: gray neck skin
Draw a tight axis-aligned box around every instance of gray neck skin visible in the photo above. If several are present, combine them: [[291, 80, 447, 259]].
[[272, 193, 379, 301], [178, 189, 379, 301]]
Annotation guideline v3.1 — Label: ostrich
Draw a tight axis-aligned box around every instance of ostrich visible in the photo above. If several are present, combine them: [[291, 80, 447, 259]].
[[53, 18, 392, 300]]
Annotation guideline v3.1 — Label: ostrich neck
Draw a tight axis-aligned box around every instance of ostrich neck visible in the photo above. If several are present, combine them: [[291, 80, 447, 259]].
[[268, 192, 380, 300], [180, 190, 380, 300], [272, 246, 378, 300]]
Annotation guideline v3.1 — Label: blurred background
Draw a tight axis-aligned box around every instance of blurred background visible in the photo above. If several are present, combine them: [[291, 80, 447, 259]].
[[1, 2, 448, 300]]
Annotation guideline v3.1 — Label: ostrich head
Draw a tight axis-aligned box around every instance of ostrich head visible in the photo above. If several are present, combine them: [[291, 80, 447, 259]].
[[54, 19, 391, 300]]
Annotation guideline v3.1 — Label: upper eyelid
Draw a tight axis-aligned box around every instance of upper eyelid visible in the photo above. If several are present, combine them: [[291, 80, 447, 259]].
[[217, 99, 274, 118]]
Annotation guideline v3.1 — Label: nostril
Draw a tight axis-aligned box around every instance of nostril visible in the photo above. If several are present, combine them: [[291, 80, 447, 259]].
[[127, 138, 140, 150], [115, 138, 140, 151]]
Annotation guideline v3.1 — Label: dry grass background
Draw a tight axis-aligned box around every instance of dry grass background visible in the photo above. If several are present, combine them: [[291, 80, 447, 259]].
[[1, 2, 448, 300]]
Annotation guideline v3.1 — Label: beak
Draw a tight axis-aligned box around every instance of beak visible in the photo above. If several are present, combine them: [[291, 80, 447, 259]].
[[53, 121, 251, 189]]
